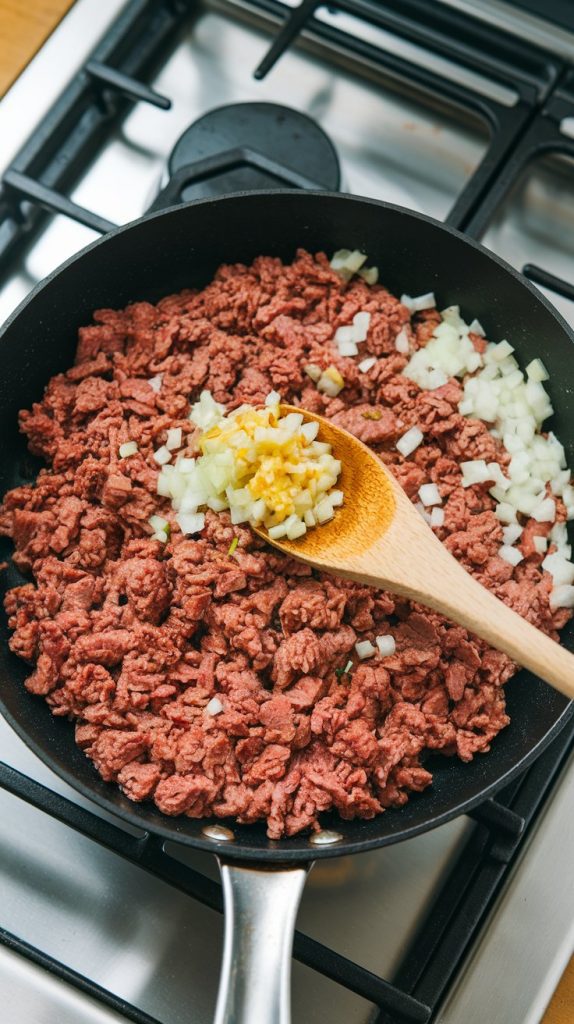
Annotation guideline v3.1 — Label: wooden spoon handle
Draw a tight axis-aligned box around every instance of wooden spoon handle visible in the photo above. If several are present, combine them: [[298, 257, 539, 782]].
[[348, 534, 574, 701]]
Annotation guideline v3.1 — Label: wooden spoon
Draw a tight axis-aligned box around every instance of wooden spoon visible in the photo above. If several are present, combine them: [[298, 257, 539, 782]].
[[254, 404, 574, 701]]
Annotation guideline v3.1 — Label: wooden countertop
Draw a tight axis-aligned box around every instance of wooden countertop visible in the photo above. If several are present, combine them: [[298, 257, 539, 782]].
[[0, 1, 573, 1020], [0, 0, 74, 97]]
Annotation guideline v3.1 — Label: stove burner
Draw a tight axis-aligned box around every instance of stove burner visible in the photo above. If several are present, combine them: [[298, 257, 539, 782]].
[[165, 101, 341, 202]]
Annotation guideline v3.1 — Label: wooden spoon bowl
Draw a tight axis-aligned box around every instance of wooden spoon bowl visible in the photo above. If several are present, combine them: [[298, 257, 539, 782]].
[[254, 404, 574, 701]]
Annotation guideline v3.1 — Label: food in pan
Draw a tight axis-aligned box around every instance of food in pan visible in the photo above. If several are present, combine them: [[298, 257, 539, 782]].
[[1, 248, 572, 839], [155, 392, 344, 542]]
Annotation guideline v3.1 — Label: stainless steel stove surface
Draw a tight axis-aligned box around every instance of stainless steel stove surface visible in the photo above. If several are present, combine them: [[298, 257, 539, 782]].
[[1, 2, 574, 1023]]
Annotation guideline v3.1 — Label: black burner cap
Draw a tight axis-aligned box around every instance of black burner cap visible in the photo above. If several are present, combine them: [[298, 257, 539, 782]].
[[167, 101, 340, 201]]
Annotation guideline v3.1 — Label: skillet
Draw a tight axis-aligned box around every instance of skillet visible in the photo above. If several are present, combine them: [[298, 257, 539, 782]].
[[0, 190, 573, 1022]]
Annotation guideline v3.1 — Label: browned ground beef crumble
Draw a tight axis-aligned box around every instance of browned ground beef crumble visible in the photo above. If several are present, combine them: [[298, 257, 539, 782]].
[[1, 249, 571, 838]]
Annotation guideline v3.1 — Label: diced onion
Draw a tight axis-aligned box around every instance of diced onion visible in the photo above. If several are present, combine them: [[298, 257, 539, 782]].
[[119, 441, 138, 458], [148, 514, 169, 541], [358, 356, 377, 373], [330, 249, 367, 276], [468, 318, 485, 337], [352, 311, 371, 342], [335, 326, 354, 345], [355, 640, 376, 660], [375, 634, 396, 656], [338, 340, 359, 357], [550, 584, 574, 609], [396, 427, 423, 458], [461, 459, 491, 487], [304, 364, 322, 383], [206, 696, 224, 716], [402, 292, 436, 312], [531, 498, 556, 523], [430, 507, 445, 528], [166, 427, 182, 451], [358, 266, 376, 286], [418, 483, 442, 507], [533, 535, 548, 554], [153, 445, 172, 466], [265, 390, 280, 407], [176, 512, 205, 535], [148, 374, 163, 393], [499, 545, 523, 566], [502, 524, 523, 545], [542, 552, 574, 586], [526, 358, 549, 382], [394, 328, 410, 354], [317, 366, 344, 397]]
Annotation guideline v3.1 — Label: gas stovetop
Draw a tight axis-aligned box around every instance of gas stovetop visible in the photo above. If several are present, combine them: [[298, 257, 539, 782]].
[[1, 2, 574, 1023]]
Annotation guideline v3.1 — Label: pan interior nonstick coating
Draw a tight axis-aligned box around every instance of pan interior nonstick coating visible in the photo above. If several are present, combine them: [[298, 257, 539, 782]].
[[0, 191, 572, 862]]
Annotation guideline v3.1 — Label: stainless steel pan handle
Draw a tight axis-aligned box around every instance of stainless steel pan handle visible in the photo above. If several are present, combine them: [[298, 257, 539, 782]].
[[214, 860, 310, 1024]]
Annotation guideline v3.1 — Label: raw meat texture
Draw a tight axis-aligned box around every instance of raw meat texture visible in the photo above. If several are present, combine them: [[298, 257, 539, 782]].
[[1, 249, 570, 838]]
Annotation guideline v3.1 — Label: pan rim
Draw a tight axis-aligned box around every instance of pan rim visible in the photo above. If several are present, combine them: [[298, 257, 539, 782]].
[[2, 188, 574, 348], [1, 188, 573, 861], [0, 689, 572, 861]]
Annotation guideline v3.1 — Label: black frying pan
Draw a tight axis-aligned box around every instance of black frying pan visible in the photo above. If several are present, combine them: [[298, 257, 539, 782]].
[[1, 191, 573, 1022]]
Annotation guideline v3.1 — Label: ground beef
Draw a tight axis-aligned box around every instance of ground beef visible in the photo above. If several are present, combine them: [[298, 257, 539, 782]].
[[1, 249, 571, 839]]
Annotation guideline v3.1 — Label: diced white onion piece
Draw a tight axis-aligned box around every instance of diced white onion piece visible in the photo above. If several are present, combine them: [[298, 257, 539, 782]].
[[330, 249, 367, 274], [176, 511, 205, 535], [394, 327, 410, 354], [428, 369, 448, 390], [495, 502, 518, 524], [550, 584, 574, 609], [430, 507, 445, 528], [148, 515, 169, 541], [375, 634, 396, 656], [526, 358, 549, 382], [268, 522, 288, 540], [300, 421, 319, 443], [304, 509, 316, 527], [317, 367, 344, 397], [469, 318, 485, 337], [359, 265, 379, 285], [304, 364, 322, 383], [206, 697, 223, 716], [531, 498, 556, 523], [265, 390, 281, 407], [358, 356, 377, 373], [492, 340, 514, 361], [502, 524, 523, 545], [461, 459, 490, 487], [352, 311, 371, 342], [355, 640, 376, 660], [410, 292, 436, 312], [148, 374, 163, 393], [315, 499, 335, 524], [153, 445, 172, 466], [119, 441, 138, 458], [338, 340, 359, 357], [499, 545, 523, 566], [396, 427, 423, 458], [542, 552, 574, 586], [286, 519, 307, 540], [329, 490, 344, 507], [335, 326, 355, 345], [166, 427, 182, 451], [533, 535, 548, 554], [418, 483, 442, 507]]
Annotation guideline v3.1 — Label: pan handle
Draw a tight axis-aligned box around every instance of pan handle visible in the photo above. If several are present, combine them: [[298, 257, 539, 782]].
[[214, 859, 310, 1024]]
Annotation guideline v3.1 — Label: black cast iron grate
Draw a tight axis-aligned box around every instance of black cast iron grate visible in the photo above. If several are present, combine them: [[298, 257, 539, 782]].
[[1, 1, 574, 1022]]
